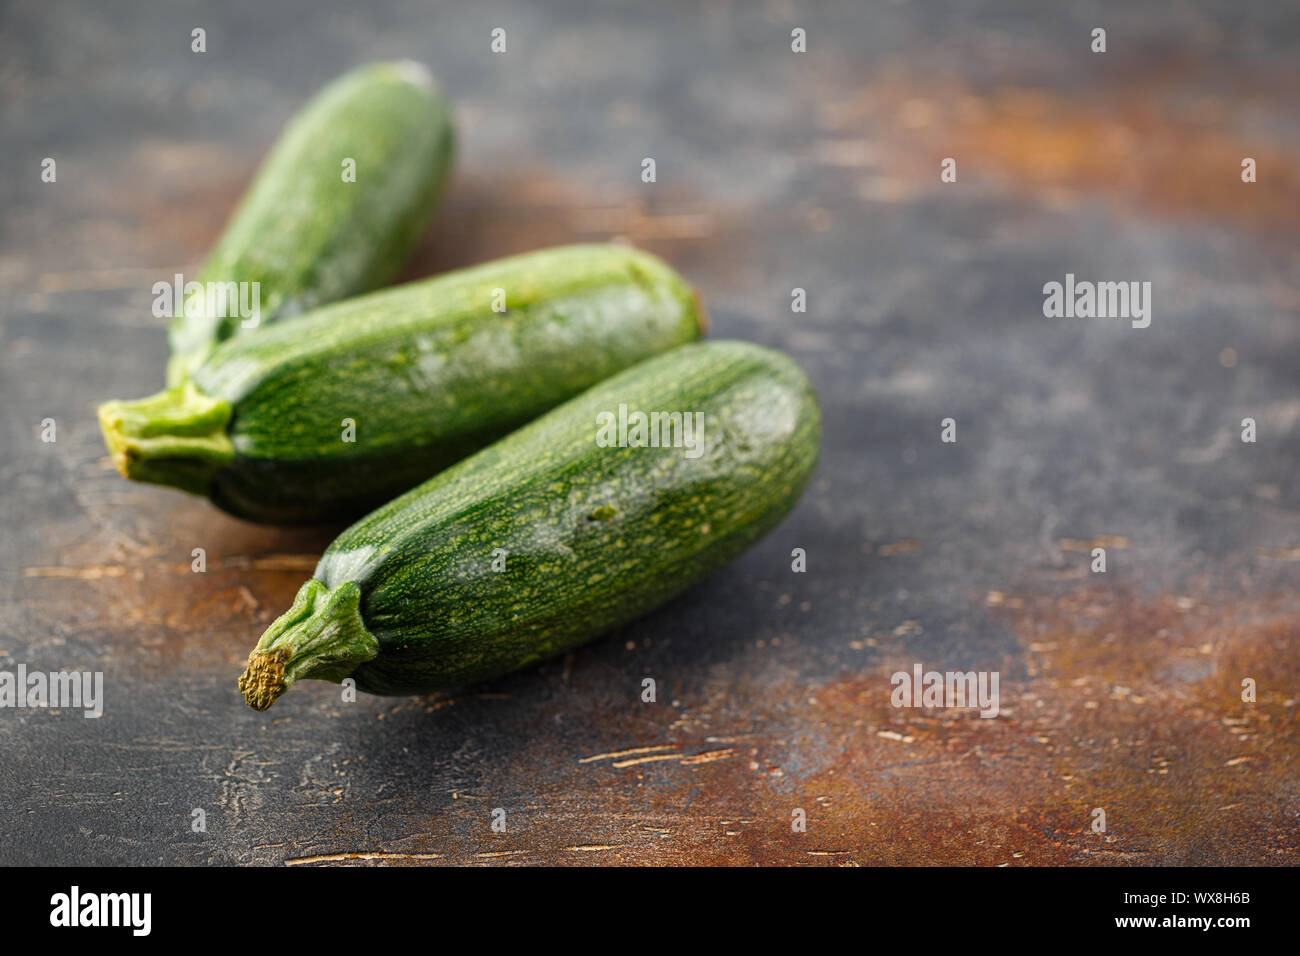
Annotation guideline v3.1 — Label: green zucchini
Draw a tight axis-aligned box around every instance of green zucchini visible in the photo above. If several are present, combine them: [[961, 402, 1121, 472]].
[[165, 60, 455, 385], [238, 340, 820, 711], [100, 244, 705, 523]]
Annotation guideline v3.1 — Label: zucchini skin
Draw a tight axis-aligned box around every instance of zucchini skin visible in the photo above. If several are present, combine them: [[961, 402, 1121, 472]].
[[165, 61, 455, 385], [101, 244, 705, 523], [239, 341, 820, 709]]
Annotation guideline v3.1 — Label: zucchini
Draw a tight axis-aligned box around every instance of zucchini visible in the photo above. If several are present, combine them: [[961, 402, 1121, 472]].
[[100, 244, 705, 523], [238, 340, 820, 711], [165, 61, 455, 385]]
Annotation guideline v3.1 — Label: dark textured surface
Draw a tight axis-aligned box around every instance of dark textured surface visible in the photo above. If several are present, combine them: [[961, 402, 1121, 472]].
[[1, 1, 1297, 865]]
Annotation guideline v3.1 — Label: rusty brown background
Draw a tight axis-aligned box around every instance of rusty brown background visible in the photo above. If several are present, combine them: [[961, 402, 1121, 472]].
[[1, 0, 1297, 865]]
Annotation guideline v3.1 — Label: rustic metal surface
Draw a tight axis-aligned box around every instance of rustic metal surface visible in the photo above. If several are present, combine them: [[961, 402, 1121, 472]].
[[1, 0, 1297, 865]]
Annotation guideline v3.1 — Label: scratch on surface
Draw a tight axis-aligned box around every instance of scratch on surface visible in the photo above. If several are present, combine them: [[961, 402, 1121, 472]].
[[877, 540, 923, 556], [612, 753, 684, 768], [235, 586, 259, 613], [564, 844, 626, 852], [475, 850, 529, 859], [285, 852, 443, 866], [1177, 431, 1233, 465], [1058, 535, 1130, 551], [876, 730, 915, 743], [570, 205, 714, 239], [24, 565, 126, 579], [1086, 849, 1148, 861], [221, 554, 319, 572], [1258, 547, 1300, 562], [679, 748, 736, 766], [579, 744, 678, 763], [606, 747, 737, 769]]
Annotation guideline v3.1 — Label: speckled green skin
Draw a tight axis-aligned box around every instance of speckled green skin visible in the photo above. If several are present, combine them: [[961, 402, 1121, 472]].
[[118, 244, 703, 522], [166, 61, 455, 385], [295, 340, 820, 696]]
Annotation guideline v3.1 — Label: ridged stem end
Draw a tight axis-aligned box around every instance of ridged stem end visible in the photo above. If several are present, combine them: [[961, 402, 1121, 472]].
[[239, 579, 379, 711], [98, 382, 235, 497], [239, 648, 290, 712]]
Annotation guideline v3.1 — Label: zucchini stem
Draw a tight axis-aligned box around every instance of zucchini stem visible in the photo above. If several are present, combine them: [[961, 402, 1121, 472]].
[[239, 579, 379, 711], [165, 348, 213, 388], [98, 382, 235, 496], [691, 285, 710, 337]]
